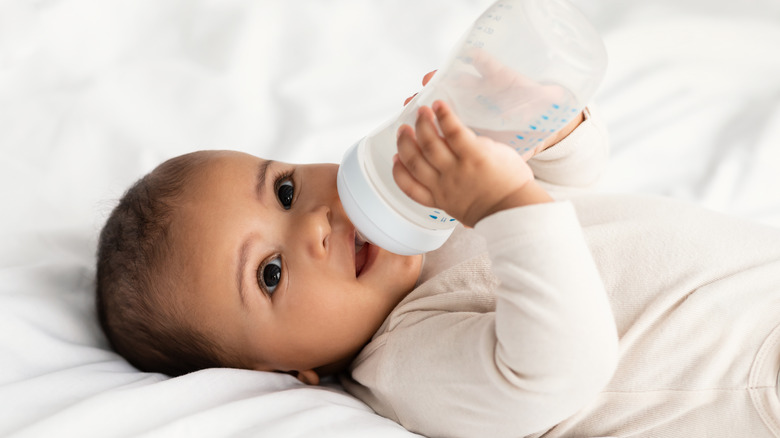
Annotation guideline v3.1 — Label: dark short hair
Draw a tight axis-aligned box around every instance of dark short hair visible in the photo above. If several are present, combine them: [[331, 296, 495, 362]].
[[96, 151, 230, 376]]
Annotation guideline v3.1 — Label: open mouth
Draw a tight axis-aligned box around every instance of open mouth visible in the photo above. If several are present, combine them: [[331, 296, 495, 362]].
[[355, 231, 370, 277]]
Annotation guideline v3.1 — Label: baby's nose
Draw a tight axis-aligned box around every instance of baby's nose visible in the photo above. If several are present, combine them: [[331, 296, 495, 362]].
[[305, 205, 331, 257]]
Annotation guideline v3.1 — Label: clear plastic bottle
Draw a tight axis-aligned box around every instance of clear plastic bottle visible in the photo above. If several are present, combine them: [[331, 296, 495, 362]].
[[337, 0, 607, 255]]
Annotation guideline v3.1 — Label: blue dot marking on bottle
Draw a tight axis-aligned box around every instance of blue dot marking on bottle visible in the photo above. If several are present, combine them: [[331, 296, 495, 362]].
[[530, 125, 537, 130], [429, 215, 438, 220], [516, 135, 524, 140], [552, 104, 560, 109]]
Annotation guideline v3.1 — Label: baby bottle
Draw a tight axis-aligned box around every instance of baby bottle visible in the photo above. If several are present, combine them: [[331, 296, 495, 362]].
[[337, 0, 607, 255]]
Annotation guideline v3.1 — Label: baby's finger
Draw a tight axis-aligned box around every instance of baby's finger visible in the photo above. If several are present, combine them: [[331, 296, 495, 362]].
[[414, 106, 456, 170], [422, 70, 436, 86], [396, 124, 440, 187], [403, 71, 437, 106], [392, 155, 435, 207], [431, 100, 476, 156]]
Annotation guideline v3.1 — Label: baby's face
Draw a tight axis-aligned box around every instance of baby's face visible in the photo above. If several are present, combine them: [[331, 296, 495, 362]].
[[173, 151, 422, 375]]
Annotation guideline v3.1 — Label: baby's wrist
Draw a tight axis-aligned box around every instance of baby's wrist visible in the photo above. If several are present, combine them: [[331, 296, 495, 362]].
[[467, 180, 553, 227], [498, 180, 553, 209]]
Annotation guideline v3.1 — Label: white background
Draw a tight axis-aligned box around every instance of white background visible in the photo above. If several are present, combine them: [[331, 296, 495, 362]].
[[1, 0, 779, 436]]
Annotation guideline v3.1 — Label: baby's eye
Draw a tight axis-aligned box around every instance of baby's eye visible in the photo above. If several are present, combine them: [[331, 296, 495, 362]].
[[277, 179, 294, 210], [258, 257, 282, 295]]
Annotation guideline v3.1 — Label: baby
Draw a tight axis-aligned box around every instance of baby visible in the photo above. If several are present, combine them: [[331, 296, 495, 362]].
[[97, 95, 780, 436]]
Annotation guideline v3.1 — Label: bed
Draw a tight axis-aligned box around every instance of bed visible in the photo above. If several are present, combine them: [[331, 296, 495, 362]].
[[2, 0, 779, 436]]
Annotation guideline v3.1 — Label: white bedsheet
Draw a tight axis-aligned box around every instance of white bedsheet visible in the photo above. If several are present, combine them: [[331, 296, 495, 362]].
[[1, 0, 779, 436]]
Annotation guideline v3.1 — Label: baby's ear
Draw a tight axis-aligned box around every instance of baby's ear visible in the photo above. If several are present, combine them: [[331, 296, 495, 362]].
[[294, 369, 320, 386]]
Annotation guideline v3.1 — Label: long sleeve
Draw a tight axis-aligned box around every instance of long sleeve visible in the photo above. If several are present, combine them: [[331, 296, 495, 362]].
[[529, 107, 610, 189], [345, 202, 619, 438]]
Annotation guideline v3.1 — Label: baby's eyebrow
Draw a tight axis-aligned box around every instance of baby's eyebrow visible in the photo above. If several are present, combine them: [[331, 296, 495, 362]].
[[237, 238, 251, 308], [256, 159, 274, 200]]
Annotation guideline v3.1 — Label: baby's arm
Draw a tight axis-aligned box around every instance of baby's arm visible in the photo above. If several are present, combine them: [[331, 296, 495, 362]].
[[350, 202, 619, 437], [393, 101, 551, 227]]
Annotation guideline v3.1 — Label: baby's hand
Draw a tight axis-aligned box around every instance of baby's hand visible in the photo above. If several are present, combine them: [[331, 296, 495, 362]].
[[393, 100, 552, 228]]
